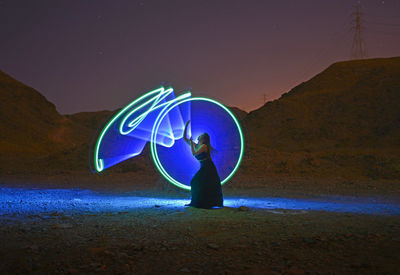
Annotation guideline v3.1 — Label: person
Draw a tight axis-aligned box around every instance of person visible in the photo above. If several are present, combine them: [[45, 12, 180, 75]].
[[183, 120, 223, 209]]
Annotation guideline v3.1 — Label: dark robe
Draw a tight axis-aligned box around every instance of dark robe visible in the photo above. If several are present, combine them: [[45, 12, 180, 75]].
[[189, 151, 223, 208]]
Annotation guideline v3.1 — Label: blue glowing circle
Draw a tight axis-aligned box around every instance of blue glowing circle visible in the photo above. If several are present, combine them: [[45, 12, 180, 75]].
[[150, 97, 244, 190]]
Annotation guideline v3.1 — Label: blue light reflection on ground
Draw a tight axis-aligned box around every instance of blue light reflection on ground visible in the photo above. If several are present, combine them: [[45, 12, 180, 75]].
[[0, 187, 399, 216]]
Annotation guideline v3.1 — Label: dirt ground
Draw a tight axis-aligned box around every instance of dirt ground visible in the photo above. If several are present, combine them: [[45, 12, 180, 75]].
[[0, 173, 399, 274]]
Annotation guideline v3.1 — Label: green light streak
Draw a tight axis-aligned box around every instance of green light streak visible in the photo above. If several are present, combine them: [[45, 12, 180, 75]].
[[119, 88, 175, 135], [94, 87, 166, 172], [94, 87, 244, 192]]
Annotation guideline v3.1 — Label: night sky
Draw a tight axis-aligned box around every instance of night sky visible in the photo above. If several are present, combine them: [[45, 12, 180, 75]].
[[1, 0, 399, 114]]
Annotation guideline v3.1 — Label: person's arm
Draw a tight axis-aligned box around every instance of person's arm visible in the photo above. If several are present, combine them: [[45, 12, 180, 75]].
[[191, 143, 208, 155], [183, 120, 191, 145]]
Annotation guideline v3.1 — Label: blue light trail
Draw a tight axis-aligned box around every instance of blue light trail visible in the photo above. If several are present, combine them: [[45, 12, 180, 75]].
[[1, 187, 399, 216], [93, 86, 244, 190]]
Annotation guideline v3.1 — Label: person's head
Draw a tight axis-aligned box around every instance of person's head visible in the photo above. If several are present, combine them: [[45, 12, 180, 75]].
[[197, 133, 210, 145], [198, 133, 214, 156]]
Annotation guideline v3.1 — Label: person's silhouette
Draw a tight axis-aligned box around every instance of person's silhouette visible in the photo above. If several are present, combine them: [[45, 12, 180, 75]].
[[183, 120, 223, 209]]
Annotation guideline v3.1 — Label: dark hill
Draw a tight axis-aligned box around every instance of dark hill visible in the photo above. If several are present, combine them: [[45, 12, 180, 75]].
[[228, 107, 247, 121], [0, 70, 97, 156], [0, 69, 63, 153], [243, 57, 400, 180], [66, 110, 113, 131], [0, 70, 96, 174], [246, 57, 400, 151]]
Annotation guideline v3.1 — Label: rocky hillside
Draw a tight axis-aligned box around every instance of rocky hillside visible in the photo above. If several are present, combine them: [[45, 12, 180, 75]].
[[0, 70, 93, 155], [0, 70, 99, 174], [246, 57, 400, 151], [228, 107, 247, 121], [242, 57, 400, 180], [0, 70, 61, 153]]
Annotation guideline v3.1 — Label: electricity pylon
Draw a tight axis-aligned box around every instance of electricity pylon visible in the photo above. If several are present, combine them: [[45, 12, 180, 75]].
[[350, 3, 367, 59]]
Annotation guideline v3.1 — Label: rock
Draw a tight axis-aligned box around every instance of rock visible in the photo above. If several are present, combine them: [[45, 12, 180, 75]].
[[31, 262, 40, 271], [67, 268, 79, 275], [207, 243, 219, 250], [361, 262, 371, 268], [351, 262, 371, 269], [287, 266, 305, 274], [180, 267, 190, 272], [26, 244, 39, 251], [104, 250, 115, 257], [90, 262, 101, 268], [119, 252, 130, 259], [172, 212, 186, 215], [53, 223, 73, 229], [303, 238, 313, 244], [89, 246, 106, 254], [238, 206, 250, 212]]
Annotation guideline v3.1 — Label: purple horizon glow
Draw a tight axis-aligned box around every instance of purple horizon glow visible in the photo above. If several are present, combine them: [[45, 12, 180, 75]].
[[1, 0, 399, 114]]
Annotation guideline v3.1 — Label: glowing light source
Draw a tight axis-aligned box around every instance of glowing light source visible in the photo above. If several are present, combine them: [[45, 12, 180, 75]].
[[93, 86, 244, 191]]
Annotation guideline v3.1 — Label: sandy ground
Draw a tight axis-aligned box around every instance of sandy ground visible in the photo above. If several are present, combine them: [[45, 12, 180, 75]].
[[0, 173, 400, 274]]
